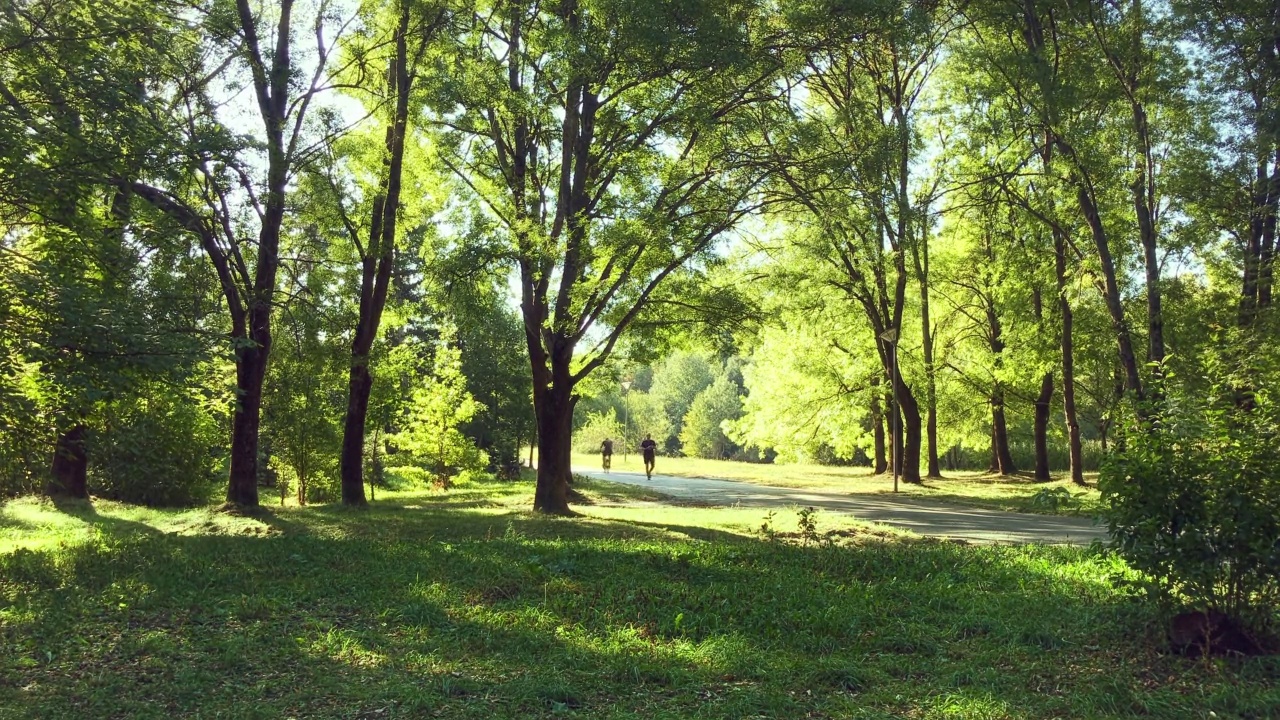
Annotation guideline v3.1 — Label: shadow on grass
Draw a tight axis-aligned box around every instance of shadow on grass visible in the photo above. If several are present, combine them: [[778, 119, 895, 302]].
[[44, 495, 162, 536], [1, 496, 1277, 720]]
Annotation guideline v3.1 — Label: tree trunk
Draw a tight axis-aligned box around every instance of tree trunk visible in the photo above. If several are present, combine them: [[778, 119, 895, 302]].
[[1242, 148, 1279, 323], [532, 383, 574, 515], [1259, 147, 1279, 308], [871, 375, 887, 474], [1134, 164, 1164, 365], [1075, 183, 1144, 400], [339, 2, 414, 506], [893, 372, 923, 484], [227, 333, 266, 507], [46, 423, 88, 499], [990, 388, 1017, 475], [340, 363, 373, 505], [982, 265, 1015, 476], [369, 428, 381, 502], [988, 424, 999, 474], [1111, 8, 1165, 365], [1033, 372, 1053, 481], [913, 224, 941, 478], [1043, 139, 1086, 485], [1055, 237, 1085, 485]]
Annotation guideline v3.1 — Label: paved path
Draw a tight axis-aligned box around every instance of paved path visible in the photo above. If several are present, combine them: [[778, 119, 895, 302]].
[[576, 468, 1108, 545]]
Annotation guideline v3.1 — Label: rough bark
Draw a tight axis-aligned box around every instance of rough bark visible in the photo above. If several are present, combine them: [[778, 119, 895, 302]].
[[883, 351, 923, 485], [1242, 147, 1280, 323], [1040, 136, 1086, 485], [986, 286, 1016, 476], [914, 227, 941, 478], [1033, 372, 1053, 481], [1056, 243, 1085, 484], [339, 362, 374, 504], [532, 381, 574, 515], [896, 378, 923, 484], [871, 377, 887, 474], [46, 424, 88, 499], [339, 1, 418, 506], [990, 389, 1017, 475], [227, 335, 267, 506], [1031, 283, 1053, 483], [1075, 182, 1143, 400], [1134, 156, 1164, 365]]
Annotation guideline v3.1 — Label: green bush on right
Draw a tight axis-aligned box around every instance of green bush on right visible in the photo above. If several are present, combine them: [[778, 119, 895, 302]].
[[1100, 365, 1280, 645]]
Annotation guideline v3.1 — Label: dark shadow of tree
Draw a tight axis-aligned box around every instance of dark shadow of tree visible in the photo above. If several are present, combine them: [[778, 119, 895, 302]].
[[1, 496, 1276, 720]]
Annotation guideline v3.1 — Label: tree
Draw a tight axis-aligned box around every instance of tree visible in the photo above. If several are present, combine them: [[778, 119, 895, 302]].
[[390, 331, 486, 484], [328, 0, 453, 506], [762, 0, 962, 483], [1, 0, 357, 507], [1172, 1, 1280, 327], [649, 351, 715, 446], [438, 0, 783, 513], [680, 374, 744, 459]]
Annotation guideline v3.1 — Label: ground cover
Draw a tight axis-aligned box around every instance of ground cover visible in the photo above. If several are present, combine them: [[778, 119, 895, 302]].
[[1, 477, 1274, 719]]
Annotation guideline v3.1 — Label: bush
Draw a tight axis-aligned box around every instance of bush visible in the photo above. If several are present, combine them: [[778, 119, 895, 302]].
[[1100, 373, 1280, 628], [573, 410, 624, 454], [388, 340, 489, 485], [679, 375, 743, 459], [92, 392, 221, 506]]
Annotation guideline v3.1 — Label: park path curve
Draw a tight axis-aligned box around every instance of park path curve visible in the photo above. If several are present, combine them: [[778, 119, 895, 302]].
[[575, 467, 1108, 546]]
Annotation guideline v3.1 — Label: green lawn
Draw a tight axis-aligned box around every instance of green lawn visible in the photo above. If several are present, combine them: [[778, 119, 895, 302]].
[[574, 453, 1104, 516], [2, 477, 1275, 719]]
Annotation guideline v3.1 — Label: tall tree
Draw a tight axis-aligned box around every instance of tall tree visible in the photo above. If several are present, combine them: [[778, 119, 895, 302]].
[[763, 0, 961, 483], [1175, 0, 1280, 326], [329, 1, 451, 506], [140, 0, 346, 506], [0, 0, 214, 497], [440, 0, 782, 513]]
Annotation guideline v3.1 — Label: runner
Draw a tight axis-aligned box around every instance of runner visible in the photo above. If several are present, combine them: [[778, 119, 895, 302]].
[[640, 433, 657, 479], [600, 437, 613, 472]]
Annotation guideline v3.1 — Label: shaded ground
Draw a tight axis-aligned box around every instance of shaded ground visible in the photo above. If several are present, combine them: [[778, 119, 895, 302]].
[[575, 468, 1108, 545], [2, 482, 1277, 720]]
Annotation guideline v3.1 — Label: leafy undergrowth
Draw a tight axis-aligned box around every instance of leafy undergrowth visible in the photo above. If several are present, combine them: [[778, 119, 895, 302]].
[[1, 480, 1276, 720], [572, 453, 1105, 516]]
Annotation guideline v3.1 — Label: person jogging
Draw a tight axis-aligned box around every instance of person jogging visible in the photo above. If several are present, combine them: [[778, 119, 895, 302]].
[[600, 438, 613, 472], [640, 433, 657, 479]]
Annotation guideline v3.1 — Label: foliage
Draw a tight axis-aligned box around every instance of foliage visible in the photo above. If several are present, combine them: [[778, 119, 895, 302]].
[[389, 334, 487, 483], [572, 410, 624, 455], [1101, 362, 1280, 626], [679, 374, 744, 459], [649, 352, 715, 444], [730, 312, 877, 463], [446, 284, 534, 467], [90, 388, 221, 506], [264, 285, 346, 505], [574, 389, 671, 456]]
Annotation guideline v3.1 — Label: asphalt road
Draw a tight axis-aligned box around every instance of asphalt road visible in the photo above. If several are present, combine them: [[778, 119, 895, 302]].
[[575, 467, 1109, 546]]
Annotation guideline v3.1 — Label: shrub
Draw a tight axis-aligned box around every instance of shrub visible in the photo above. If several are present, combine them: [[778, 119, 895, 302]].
[[573, 410, 624, 454], [679, 375, 743, 459], [92, 392, 221, 506], [388, 340, 489, 485], [1100, 371, 1280, 629]]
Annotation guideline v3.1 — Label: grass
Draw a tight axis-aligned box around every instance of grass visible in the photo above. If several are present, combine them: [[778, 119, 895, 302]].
[[574, 453, 1105, 516], [2, 477, 1276, 720]]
